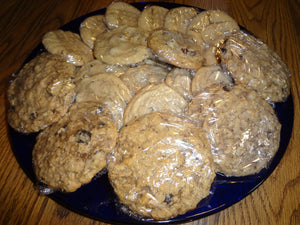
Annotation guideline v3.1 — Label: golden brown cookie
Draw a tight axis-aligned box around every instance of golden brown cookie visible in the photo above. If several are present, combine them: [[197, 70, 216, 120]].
[[123, 83, 187, 125], [42, 29, 93, 66], [217, 30, 291, 102], [186, 85, 281, 176], [7, 53, 76, 133], [75, 73, 132, 129], [104, 1, 141, 29], [119, 64, 168, 95], [148, 29, 204, 69], [138, 5, 169, 33], [187, 10, 239, 46], [94, 26, 151, 65], [191, 65, 233, 95], [74, 59, 129, 82], [108, 112, 215, 220], [33, 102, 118, 192], [165, 68, 193, 100], [164, 6, 198, 33], [79, 15, 107, 49]]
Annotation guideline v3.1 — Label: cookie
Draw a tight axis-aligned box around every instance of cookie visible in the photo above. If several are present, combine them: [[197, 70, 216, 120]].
[[119, 64, 168, 95], [148, 29, 204, 69], [94, 26, 151, 65], [7, 53, 76, 133], [75, 73, 132, 129], [164, 7, 198, 33], [42, 29, 93, 66], [186, 85, 281, 176], [202, 45, 218, 66], [138, 5, 169, 33], [79, 15, 107, 49], [104, 1, 140, 29], [165, 68, 193, 100], [143, 57, 173, 71], [75, 59, 129, 82], [217, 30, 291, 102], [191, 65, 233, 95], [33, 102, 118, 192], [108, 112, 215, 220], [187, 9, 239, 46], [123, 83, 187, 125]]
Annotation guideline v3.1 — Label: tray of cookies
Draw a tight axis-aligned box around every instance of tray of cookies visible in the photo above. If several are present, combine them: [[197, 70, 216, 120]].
[[7, 1, 294, 224]]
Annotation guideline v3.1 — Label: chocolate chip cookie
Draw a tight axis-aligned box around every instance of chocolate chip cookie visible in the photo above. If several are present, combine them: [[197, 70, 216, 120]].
[[108, 112, 215, 220], [7, 53, 76, 133], [217, 30, 291, 102], [186, 85, 281, 176], [33, 102, 118, 192]]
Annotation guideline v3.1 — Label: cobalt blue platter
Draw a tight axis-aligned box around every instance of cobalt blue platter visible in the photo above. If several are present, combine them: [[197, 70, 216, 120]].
[[8, 2, 294, 224]]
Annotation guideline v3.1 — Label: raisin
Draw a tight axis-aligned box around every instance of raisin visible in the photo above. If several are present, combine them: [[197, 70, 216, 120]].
[[9, 105, 15, 112], [222, 86, 231, 92], [76, 129, 91, 144], [181, 48, 196, 56], [30, 112, 38, 120], [220, 47, 227, 54], [181, 48, 189, 54], [164, 193, 173, 204]]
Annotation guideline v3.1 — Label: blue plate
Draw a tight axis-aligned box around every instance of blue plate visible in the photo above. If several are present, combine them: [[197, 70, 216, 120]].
[[8, 2, 294, 224]]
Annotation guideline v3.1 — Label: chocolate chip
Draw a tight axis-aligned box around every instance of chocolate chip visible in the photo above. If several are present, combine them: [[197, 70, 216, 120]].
[[30, 112, 38, 120], [76, 129, 91, 144], [189, 50, 197, 56], [95, 106, 103, 114], [223, 38, 228, 45], [181, 48, 189, 54], [9, 105, 15, 112], [164, 193, 173, 204], [181, 48, 196, 56], [222, 86, 231, 92], [220, 47, 227, 54]]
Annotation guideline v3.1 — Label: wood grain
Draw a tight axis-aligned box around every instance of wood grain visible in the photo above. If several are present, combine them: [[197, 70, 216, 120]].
[[0, 0, 299, 225]]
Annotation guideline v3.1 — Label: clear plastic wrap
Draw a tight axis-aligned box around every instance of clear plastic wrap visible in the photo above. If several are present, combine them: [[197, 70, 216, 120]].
[[187, 9, 240, 46], [108, 112, 216, 220], [93, 25, 151, 65], [191, 64, 233, 95], [32, 102, 118, 193], [75, 73, 132, 129], [147, 29, 205, 70], [217, 30, 291, 103], [7, 53, 76, 133], [165, 68, 193, 101], [7, 1, 292, 222], [74, 60, 129, 82], [137, 5, 169, 33], [186, 85, 281, 176], [42, 29, 93, 66], [79, 15, 107, 49], [120, 64, 168, 95], [123, 83, 187, 125], [104, 1, 141, 29]]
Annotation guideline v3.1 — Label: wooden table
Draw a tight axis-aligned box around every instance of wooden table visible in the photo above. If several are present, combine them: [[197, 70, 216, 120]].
[[0, 0, 299, 224]]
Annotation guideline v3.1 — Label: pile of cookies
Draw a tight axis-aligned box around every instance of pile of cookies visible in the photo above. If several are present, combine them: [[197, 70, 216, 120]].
[[7, 1, 290, 220]]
